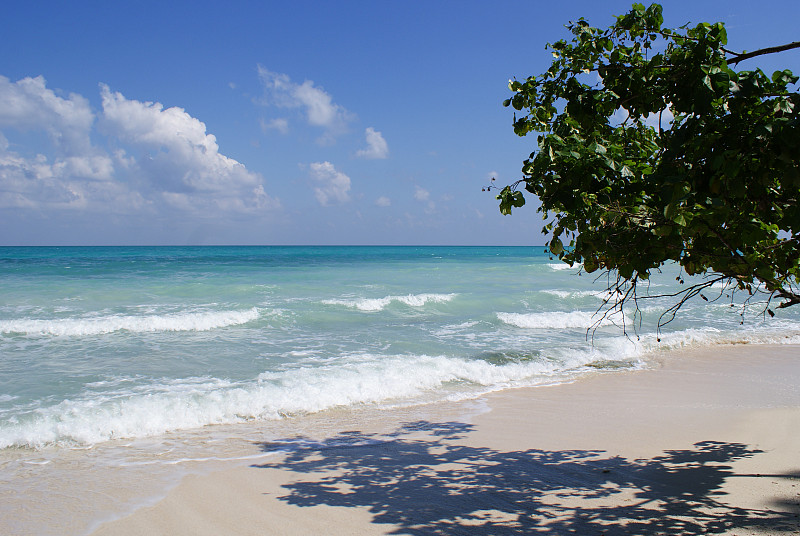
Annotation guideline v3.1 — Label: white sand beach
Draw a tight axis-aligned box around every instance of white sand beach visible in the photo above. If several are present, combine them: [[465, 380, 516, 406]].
[[87, 344, 800, 535]]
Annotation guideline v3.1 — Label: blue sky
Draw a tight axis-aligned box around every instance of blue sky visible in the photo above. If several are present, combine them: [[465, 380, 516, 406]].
[[1, 1, 797, 245]]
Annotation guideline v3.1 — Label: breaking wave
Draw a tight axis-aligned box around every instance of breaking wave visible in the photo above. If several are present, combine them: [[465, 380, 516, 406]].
[[322, 293, 456, 312], [0, 308, 260, 337], [0, 352, 572, 448], [497, 311, 601, 329]]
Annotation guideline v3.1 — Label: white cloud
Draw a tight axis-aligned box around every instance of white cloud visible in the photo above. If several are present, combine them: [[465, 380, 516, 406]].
[[100, 85, 278, 212], [100, 84, 239, 191], [356, 127, 388, 159], [0, 150, 139, 211], [0, 152, 81, 208], [414, 185, 435, 212], [257, 66, 353, 141], [0, 76, 124, 210], [309, 161, 350, 206], [261, 117, 289, 134], [294, 82, 339, 127], [52, 155, 115, 183], [0, 75, 94, 156], [0, 76, 278, 216], [375, 196, 391, 207]]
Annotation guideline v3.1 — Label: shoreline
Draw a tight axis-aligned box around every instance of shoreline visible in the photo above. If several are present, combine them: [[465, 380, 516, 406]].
[[84, 343, 800, 536]]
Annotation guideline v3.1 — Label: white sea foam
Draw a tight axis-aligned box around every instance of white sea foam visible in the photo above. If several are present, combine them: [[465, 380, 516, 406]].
[[579, 321, 800, 360], [540, 289, 608, 300], [547, 263, 578, 271], [432, 321, 481, 338], [3, 247, 799, 455], [641, 323, 800, 350], [0, 353, 568, 448], [0, 308, 260, 337], [322, 293, 456, 312], [3, 322, 800, 449], [497, 311, 604, 329]]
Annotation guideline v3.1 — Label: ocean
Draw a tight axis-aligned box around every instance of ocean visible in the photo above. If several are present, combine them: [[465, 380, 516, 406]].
[[2, 245, 799, 533], [2, 245, 799, 449]]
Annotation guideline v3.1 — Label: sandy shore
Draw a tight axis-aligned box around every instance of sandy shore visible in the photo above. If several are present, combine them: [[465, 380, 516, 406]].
[[80, 344, 800, 534]]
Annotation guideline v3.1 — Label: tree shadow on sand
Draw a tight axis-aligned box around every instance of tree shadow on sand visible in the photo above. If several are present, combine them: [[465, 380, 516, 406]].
[[252, 421, 800, 535]]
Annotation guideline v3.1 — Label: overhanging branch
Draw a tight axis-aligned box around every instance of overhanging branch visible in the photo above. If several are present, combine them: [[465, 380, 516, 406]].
[[775, 289, 800, 309], [727, 41, 800, 66]]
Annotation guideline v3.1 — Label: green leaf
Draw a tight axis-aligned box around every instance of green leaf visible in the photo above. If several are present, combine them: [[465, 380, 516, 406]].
[[653, 225, 673, 236], [549, 237, 564, 255], [589, 142, 607, 154], [497, 187, 526, 215]]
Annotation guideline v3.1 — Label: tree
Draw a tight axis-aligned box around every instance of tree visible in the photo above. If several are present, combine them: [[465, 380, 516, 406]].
[[494, 2, 800, 331]]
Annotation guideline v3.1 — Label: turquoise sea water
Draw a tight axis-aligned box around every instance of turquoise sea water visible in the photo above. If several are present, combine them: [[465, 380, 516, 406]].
[[1, 245, 799, 450]]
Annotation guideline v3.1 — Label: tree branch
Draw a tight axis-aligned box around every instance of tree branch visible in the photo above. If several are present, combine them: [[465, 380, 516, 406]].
[[641, 28, 800, 69], [775, 289, 800, 309], [727, 41, 800, 66]]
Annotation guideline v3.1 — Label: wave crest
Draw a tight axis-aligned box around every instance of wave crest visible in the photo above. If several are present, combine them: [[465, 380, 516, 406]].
[[0, 353, 563, 448], [0, 308, 260, 337], [547, 263, 578, 271], [497, 311, 599, 329], [323, 293, 456, 312]]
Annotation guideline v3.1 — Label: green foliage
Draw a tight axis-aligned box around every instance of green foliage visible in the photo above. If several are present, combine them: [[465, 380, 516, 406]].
[[499, 3, 800, 320]]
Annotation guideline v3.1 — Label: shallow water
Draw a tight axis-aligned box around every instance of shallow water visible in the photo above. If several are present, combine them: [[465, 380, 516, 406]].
[[1, 245, 798, 449]]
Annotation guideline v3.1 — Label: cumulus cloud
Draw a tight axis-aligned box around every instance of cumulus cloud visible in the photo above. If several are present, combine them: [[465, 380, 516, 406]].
[[0, 76, 124, 210], [0, 149, 142, 212], [356, 127, 388, 159], [375, 196, 391, 207], [309, 161, 350, 206], [99, 85, 278, 212], [0, 76, 278, 215], [257, 66, 353, 141], [0, 75, 94, 156]]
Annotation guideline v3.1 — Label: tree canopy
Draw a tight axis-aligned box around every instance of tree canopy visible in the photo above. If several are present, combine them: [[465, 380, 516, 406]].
[[495, 3, 800, 327]]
